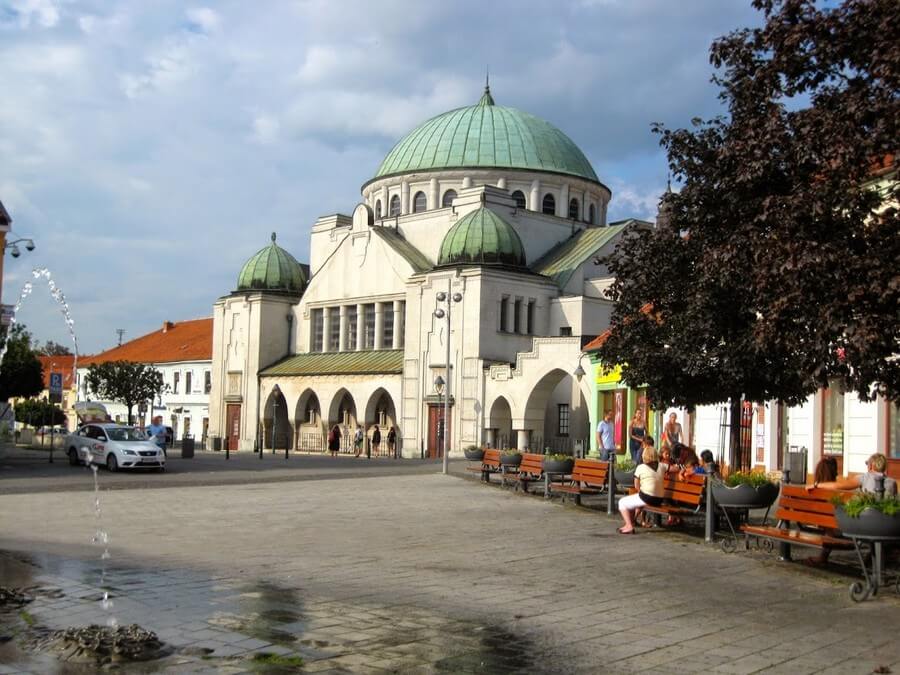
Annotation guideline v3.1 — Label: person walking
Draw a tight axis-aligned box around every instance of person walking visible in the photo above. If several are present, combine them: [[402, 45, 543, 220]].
[[597, 410, 616, 461], [387, 426, 397, 459], [147, 416, 167, 458], [328, 424, 341, 457], [629, 410, 646, 465], [353, 426, 364, 458], [371, 425, 381, 458]]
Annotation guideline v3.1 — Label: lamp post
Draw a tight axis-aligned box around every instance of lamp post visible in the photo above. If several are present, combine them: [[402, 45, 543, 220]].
[[4, 237, 36, 259], [434, 281, 463, 475], [271, 384, 280, 458], [434, 375, 444, 465]]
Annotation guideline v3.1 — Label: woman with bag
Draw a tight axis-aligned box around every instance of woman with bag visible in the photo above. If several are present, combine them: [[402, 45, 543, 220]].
[[328, 425, 341, 457]]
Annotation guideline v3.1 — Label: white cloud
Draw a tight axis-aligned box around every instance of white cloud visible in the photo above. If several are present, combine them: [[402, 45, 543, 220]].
[[185, 7, 220, 34], [608, 179, 665, 220], [8, 0, 60, 28], [251, 114, 280, 145], [120, 42, 195, 99]]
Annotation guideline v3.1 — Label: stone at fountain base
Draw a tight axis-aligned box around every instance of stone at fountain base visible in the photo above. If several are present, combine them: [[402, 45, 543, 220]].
[[34, 623, 171, 665]]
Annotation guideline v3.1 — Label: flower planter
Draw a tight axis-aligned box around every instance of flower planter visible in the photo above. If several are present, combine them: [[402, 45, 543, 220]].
[[464, 448, 485, 461], [543, 458, 574, 474], [835, 507, 900, 539], [712, 482, 779, 509], [614, 469, 634, 487], [499, 453, 523, 467]]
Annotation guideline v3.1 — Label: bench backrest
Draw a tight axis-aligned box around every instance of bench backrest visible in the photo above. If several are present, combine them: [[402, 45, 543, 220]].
[[482, 449, 501, 468], [775, 485, 851, 530], [572, 459, 609, 486], [661, 473, 706, 506], [518, 453, 544, 477]]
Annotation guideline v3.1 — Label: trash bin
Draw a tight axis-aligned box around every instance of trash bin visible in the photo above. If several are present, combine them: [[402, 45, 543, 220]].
[[212, 436, 222, 452], [181, 434, 195, 459]]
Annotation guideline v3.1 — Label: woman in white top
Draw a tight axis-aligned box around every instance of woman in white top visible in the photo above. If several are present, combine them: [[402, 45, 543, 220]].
[[617, 446, 669, 534]]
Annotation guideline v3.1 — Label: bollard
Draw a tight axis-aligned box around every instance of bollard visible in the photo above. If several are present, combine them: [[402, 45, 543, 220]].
[[875, 474, 885, 501], [704, 477, 715, 543], [607, 453, 616, 515], [225, 438, 230, 460]]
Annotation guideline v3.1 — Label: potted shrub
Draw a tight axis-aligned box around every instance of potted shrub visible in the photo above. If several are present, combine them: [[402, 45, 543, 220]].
[[463, 445, 484, 461], [543, 453, 574, 474], [499, 449, 523, 467], [614, 457, 636, 487], [834, 493, 900, 538], [711, 471, 779, 508]]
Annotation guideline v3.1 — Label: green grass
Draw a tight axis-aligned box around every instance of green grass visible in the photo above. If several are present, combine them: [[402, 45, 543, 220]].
[[251, 652, 304, 670], [18, 610, 36, 626]]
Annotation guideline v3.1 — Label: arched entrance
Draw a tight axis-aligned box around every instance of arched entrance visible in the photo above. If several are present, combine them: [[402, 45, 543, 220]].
[[485, 396, 513, 449], [327, 388, 357, 453], [364, 388, 397, 457], [262, 386, 290, 451], [294, 389, 324, 453], [520, 368, 590, 454]]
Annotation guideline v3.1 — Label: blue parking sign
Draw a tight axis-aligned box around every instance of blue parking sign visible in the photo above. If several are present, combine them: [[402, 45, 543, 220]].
[[50, 372, 63, 393]]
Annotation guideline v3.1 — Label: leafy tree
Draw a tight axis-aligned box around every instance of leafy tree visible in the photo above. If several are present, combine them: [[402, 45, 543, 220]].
[[0, 324, 44, 401], [599, 0, 899, 469], [14, 398, 67, 427], [36, 340, 73, 356], [84, 361, 165, 425]]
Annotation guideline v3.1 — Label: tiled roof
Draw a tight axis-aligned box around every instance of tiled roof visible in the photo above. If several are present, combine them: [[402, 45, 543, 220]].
[[532, 225, 625, 288], [38, 355, 76, 388], [261, 350, 403, 377], [0, 200, 10, 226], [583, 302, 655, 352], [371, 227, 432, 273], [80, 318, 212, 366]]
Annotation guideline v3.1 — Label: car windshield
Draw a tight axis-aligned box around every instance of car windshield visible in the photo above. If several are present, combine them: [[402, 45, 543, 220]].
[[106, 427, 147, 442]]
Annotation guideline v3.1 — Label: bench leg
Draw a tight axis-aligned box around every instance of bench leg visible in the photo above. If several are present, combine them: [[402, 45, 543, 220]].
[[573, 494, 581, 507], [778, 541, 792, 562]]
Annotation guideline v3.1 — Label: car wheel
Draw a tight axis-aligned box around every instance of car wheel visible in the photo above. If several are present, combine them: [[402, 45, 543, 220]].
[[106, 454, 118, 472], [68, 448, 80, 466]]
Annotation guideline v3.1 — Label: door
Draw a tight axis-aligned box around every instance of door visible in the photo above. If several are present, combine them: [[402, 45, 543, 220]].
[[427, 405, 449, 459], [226, 404, 241, 451], [600, 390, 626, 452]]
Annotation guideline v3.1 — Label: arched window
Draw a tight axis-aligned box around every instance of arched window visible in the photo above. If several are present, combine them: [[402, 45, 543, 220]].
[[441, 189, 457, 208], [511, 190, 526, 209], [374, 200, 382, 219], [412, 191, 427, 213], [389, 194, 401, 217], [542, 193, 556, 215], [568, 198, 579, 220], [588, 203, 596, 224]]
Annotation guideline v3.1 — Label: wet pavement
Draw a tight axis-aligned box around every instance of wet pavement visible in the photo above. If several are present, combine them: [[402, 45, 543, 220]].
[[3, 463, 900, 673]]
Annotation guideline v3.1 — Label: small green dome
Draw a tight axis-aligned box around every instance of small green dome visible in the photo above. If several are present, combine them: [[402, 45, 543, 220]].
[[438, 207, 527, 268], [237, 233, 307, 294], [370, 85, 599, 184]]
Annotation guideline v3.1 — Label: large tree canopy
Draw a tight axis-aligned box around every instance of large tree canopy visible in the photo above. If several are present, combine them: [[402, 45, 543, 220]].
[[600, 0, 899, 422], [84, 361, 165, 425], [0, 324, 44, 402]]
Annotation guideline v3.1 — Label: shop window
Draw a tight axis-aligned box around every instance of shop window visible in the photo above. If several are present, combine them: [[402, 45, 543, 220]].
[[511, 190, 526, 209], [542, 193, 556, 215]]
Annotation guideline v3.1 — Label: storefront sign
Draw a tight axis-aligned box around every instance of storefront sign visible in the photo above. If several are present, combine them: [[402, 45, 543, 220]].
[[596, 364, 623, 385]]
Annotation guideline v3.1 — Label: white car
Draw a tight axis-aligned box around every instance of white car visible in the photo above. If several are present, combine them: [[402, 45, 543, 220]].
[[66, 423, 166, 472]]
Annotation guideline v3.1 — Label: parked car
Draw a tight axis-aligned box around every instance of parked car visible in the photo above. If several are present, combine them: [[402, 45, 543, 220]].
[[65, 423, 166, 472]]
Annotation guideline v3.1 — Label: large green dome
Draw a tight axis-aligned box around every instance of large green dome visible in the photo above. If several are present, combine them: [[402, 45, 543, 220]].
[[438, 207, 527, 268], [237, 233, 307, 294], [371, 86, 599, 184]]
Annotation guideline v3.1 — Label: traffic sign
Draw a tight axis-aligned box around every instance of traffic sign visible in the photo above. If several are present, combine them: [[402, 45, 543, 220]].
[[49, 372, 63, 404]]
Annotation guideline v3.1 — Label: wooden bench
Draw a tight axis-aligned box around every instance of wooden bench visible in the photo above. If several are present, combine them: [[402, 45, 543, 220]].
[[741, 485, 853, 559], [547, 459, 609, 505], [642, 473, 707, 521], [500, 453, 545, 492], [465, 449, 502, 483]]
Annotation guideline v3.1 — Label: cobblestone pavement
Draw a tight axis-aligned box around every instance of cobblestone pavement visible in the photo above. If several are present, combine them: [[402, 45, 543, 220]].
[[2, 472, 900, 673]]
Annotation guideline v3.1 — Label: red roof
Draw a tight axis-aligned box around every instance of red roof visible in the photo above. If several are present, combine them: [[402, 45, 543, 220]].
[[584, 302, 655, 352], [80, 318, 213, 366], [38, 355, 76, 389]]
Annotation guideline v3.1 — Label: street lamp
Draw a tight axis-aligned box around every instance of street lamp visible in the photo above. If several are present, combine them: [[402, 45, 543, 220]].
[[271, 384, 281, 458], [5, 237, 35, 258], [434, 375, 445, 463], [434, 282, 463, 475]]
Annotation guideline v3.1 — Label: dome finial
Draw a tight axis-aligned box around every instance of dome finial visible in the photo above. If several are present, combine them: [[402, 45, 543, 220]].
[[271, 232, 277, 242], [479, 67, 495, 106]]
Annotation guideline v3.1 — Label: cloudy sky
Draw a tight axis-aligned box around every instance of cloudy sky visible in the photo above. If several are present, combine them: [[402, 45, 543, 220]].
[[0, 0, 760, 354]]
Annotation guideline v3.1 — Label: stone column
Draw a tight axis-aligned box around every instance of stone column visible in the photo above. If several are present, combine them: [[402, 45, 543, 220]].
[[381, 186, 388, 215], [429, 178, 439, 211], [321, 306, 331, 353], [392, 299, 403, 349], [559, 183, 569, 218], [356, 303, 365, 351], [530, 179, 541, 212], [401, 181, 410, 215], [462, 176, 472, 188], [516, 429, 532, 452], [338, 305, 348, 352], [374, 302, 385, 350]]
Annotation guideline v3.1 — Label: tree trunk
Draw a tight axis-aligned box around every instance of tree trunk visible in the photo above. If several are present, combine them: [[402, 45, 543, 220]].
[[729, 397, 743, 472]]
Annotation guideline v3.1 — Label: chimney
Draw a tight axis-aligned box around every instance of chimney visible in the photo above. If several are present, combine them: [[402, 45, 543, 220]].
[[162, 321, 174, 333]]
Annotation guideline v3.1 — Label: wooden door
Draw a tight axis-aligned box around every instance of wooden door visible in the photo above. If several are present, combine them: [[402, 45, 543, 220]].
[[226, 404, 241, 451], [427, 405, 449, 459]]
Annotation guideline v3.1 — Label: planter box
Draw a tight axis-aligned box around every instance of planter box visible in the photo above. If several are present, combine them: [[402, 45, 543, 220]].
[[464, 448, 484, 461], [615, 469, 635, 487], [712, 482, 779, 509], [544, 458, 574, 474], [499, 454, 523, 467], [835, 506, 900, 539]]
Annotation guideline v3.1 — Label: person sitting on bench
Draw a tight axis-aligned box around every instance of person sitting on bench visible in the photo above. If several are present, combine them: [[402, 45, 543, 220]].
[[814, 453, 897, 497], [618, 446, 669, 535]]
